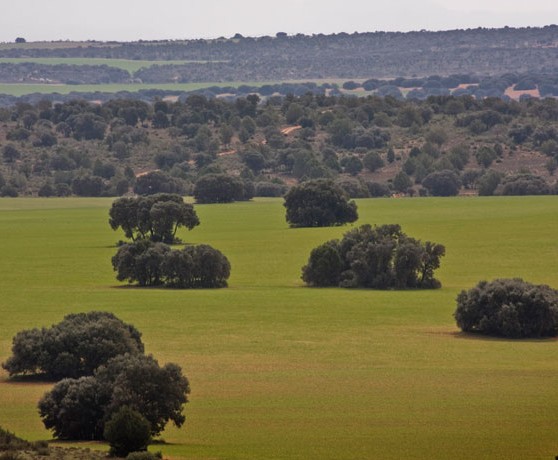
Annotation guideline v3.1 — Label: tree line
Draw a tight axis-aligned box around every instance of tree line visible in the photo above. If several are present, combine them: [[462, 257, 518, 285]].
[[1, 26, 557, 81]]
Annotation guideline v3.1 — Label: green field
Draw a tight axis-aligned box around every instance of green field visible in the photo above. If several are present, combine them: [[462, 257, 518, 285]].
[[0, 78, 348, 97], [0, 58, 225, 73], [0, 82, 242, 97], [0, 196, 557, 459]]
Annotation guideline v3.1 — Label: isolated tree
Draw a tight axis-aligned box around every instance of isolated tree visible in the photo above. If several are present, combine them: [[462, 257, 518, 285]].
[[109, 194, 199, 243], [284, 179, 358, 227], [454, 279, 558, 338], [2, 312, 144, 379], [302, 224, 445, 289], [38, 353, 190, 440]]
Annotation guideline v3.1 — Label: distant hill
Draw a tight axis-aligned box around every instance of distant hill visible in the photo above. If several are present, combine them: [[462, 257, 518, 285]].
[[0, 26, 556, 83]]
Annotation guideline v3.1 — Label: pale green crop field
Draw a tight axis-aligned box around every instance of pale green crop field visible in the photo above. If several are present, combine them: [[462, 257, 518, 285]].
[[0, 82, 242, 97], [0, 58, 225, 73], [0, 196, 557, 460]]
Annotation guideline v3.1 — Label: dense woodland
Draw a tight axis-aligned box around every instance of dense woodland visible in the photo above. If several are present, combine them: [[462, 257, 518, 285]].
[[1, 26, 557, 82], [0, 92, 557, 198]]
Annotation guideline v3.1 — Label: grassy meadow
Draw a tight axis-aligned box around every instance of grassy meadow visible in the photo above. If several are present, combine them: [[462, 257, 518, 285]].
[[0, 196, 557, 459], [0, 82, 240, 97], [0, 58, 225, 73]]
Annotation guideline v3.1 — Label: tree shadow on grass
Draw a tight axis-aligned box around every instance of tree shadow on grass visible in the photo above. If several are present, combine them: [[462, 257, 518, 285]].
[[451, 330, 558, 343]]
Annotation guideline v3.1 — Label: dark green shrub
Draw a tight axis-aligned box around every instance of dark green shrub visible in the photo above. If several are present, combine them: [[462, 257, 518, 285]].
[[454, 279, 558, 338], [104, 406, 151, 457], [38, 354, 190, 440], [302, 224, 445, 289], [113, 241, 231, 289], [3, 312, 144, 379]]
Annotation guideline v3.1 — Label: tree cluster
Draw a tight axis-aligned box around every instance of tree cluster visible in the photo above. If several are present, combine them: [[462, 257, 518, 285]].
[[302, 224, 445, 289], [112, 240, 231, 288], [3, 27, 556, 85], [38, 352, 190, 440], [109, 194, 199, 244], [2, 311, 144, 379], [454, 278, 558, 338], [4, 312, 190, 443]]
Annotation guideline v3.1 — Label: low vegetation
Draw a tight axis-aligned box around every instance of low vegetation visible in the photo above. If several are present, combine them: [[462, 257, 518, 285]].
[[454, 278, 558, 338]]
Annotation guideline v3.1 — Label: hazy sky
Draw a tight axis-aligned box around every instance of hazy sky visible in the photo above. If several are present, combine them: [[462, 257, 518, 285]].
[[0, 0, 556, 42]]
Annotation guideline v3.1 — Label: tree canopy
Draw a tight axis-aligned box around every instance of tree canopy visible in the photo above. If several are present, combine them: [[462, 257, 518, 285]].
[[283, 179, 358, 227], [112, 241, 231, 288], [109, 194, 199, 244], [104, 406, 151, 457], [302, 224, 445, 289], [454, 278, 558, 338], [38, 353, 190, 440], [2, 311, 144, 379]]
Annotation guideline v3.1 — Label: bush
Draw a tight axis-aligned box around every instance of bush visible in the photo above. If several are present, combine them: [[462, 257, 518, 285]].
[[104, 406, 151, 457], [2, 312, 144, 379], [113, 241, 231, 288], [302, 224, 445, 289], [284, 179, 358, 227], [38, 354, 190, 440], [454, 279, 558, 338]]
